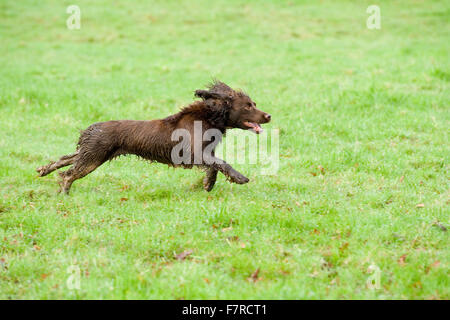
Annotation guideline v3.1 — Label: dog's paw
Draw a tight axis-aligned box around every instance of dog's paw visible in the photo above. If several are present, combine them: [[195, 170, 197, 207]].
[[203, 182, 214, 192], [203, 177, 215, 192], [36, 166, 48, 177], [230, 173, 249, 184]]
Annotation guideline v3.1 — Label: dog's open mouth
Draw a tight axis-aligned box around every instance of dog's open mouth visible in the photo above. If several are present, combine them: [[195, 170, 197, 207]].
[[243, 121, 263, 134]]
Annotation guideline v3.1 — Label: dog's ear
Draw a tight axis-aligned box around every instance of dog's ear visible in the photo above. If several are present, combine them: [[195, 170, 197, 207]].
[[195, 90, 232, 101], [195, 90, 226, 100]]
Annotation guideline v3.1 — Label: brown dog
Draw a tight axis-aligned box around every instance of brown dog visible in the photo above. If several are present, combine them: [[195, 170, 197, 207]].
[[36, 81, 271, 193]]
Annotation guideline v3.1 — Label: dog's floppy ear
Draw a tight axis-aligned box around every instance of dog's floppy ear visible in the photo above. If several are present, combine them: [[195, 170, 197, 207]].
[[195, 90, 225, 100], [195, 90, 231, 100]]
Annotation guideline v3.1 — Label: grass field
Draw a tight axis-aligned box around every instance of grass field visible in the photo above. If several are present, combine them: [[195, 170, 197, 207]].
[[0, 0, 449, 299]]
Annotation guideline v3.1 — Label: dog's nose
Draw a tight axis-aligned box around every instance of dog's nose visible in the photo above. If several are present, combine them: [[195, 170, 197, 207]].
[[264, 113, 271, 121]]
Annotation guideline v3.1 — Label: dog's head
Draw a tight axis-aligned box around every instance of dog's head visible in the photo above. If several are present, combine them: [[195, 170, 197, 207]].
[[195, 81, 271, 134]]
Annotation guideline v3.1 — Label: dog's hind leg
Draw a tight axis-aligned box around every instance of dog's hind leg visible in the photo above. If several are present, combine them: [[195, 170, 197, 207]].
[[203, 168, 218, 192], [36, 151, 79, 177], [58, 160, 104, 194]]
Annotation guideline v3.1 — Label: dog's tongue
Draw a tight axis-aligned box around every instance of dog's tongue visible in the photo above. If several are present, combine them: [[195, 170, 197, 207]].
[[244, 122, 263, 134]]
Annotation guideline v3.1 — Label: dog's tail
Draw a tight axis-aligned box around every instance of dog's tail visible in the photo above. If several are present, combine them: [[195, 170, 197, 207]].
[[36, 151, 79, 177]]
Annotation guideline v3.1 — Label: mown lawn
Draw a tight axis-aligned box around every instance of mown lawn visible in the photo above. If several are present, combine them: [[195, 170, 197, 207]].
[[0, 0, 448, 299]]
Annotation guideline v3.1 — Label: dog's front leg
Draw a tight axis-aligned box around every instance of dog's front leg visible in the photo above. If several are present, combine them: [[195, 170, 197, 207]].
[[203, 168, 218, 191], [204, 156, 249, 185]]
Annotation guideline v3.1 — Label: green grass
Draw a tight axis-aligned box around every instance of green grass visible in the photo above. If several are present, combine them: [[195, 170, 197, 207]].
[[0, 0, 449, 299]]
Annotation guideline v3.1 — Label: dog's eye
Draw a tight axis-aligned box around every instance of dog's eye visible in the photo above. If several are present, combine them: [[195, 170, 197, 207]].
[[245, 103, 253, 110]]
